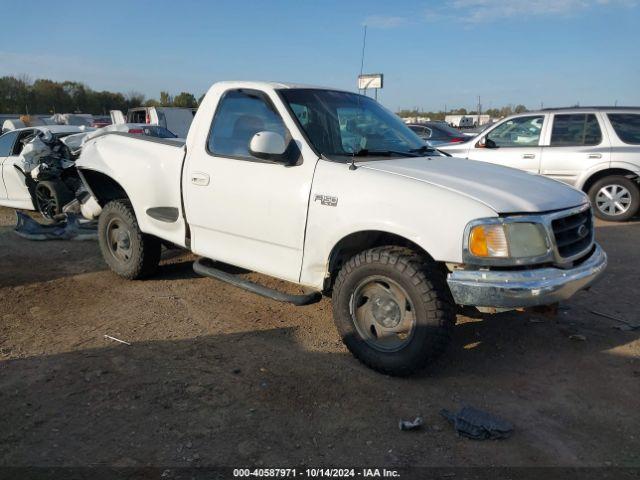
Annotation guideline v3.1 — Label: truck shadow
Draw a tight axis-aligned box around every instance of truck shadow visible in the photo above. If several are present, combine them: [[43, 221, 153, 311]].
[[1, 213, 638, 467], [0, 234, 198, 288], [0, 225, 105, 289], [1, 320, 639, 467]]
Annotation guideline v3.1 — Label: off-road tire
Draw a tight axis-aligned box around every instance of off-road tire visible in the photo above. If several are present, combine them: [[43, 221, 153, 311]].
[[98, 199, 161, 279], [35, 180, 74, 221], [332, 246, 455, 376], [588, 175, 640, 222]]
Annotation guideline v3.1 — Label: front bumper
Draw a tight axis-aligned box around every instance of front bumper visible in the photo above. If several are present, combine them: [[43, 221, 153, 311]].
[[447, 243, 607, 308]]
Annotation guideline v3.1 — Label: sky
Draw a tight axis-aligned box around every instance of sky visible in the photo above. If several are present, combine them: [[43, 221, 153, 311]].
[[0, 0, 638, 112]]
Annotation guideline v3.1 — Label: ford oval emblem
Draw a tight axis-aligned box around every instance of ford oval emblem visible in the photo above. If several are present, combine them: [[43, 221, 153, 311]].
[[577, 224, 589, 238]]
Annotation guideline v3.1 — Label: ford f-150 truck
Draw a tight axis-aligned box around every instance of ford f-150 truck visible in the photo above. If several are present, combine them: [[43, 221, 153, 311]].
[[75, 81, 607, 376]]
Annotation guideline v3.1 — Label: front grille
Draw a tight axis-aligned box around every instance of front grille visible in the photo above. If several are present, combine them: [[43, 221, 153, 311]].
[[551, 209, 593, 259]]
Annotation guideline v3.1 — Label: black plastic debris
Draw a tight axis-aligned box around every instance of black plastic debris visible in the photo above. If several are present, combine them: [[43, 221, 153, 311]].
[[398, 416, 424, 431], [440, 406, 513, 440], [14, 211, 97, 241]]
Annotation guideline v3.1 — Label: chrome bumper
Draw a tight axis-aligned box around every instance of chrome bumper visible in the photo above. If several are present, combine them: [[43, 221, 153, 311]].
[[447, 244, 607, 308]]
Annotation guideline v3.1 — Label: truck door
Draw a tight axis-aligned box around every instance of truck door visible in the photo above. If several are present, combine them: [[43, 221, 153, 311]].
[[465, 115, 546, 174], [183, 88, 317, 283], [539, 113, 610, 187]]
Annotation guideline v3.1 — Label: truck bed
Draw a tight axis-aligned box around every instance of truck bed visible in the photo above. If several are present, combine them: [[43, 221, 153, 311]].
[[77, 130, 188, 247], [87, 130, 186, 148]]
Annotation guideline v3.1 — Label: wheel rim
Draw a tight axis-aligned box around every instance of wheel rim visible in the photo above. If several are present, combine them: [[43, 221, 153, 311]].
[[595, 184, 632, 216], [35, 184, 57, 219], [106, 218, 133, 263], [349, 276, 416, 352]]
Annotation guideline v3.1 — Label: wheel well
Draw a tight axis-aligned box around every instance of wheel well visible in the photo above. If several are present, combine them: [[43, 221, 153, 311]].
[[325, 231, 434, 291], [582, 169, 639, 194], [79, 169, 129, 206]]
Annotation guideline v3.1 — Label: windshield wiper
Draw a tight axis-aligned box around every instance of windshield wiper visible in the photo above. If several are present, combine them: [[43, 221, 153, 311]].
[[353, 149, 419, 158], [408, 145, 438, 155]]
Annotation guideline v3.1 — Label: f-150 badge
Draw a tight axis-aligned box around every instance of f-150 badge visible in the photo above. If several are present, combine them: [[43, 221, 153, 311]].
[[314, 194, 338, 207]]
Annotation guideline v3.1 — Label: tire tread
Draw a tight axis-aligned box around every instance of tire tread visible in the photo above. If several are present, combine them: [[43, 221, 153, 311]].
[[332, 246, 455, 376], [98, 199, 161, 279]]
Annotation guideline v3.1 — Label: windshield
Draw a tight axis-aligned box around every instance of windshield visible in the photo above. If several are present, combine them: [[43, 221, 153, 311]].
[[279, 89, 432, 161]]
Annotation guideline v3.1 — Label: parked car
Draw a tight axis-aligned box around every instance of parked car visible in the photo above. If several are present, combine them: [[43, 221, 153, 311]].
[[0, 125, 94, 219], [439, 107, 640, 221], [75, 81, 606, 376], [91, 116, 112, 129], [407, 122, 467, 145]]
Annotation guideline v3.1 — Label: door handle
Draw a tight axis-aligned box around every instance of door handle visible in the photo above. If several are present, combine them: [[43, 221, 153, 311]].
[[522, 153, 536, 159], [588, 153, 602, 159], [190, 172, 210, 186]]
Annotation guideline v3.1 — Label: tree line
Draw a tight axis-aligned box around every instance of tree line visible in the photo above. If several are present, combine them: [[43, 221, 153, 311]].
[[1, 75, 531, 119], [0, 75, 201, 115], [397, 104, 529, 120]]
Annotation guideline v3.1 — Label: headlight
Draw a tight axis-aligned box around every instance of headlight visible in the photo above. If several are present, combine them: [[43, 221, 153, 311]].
[[466, 221, 550, 264], [469, 224, 509, 257]]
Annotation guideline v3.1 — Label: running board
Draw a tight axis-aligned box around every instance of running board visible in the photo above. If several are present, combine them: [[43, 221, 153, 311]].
[[193, 258, 322, 306]]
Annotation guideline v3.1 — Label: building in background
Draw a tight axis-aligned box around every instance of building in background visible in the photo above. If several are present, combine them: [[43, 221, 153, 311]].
[[445, 114, 492, 128]]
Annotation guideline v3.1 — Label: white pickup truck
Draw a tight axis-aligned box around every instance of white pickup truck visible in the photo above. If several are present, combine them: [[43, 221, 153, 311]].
[[76, 81, 607, 375]]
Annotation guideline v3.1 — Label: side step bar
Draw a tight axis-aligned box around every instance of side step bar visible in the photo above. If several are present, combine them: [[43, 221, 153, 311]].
[[193, 258, 322, 306]]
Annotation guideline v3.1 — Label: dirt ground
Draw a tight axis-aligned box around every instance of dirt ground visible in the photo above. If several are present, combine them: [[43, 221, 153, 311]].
[[0, 206, 639, 471]]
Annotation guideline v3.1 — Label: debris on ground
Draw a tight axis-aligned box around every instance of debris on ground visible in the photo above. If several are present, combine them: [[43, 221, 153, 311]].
[[568, 334, 587, 341], [528, 318, 546, 324], [615, 324, 640, 332], [440, 406, 513, 440], [398, 416, 424, 431], [104, 335, 131, 346], [14, 212, 97, 241], [590, 310, 640, 331]]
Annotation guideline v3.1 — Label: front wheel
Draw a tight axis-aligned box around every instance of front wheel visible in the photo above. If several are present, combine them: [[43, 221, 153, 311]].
[[98, 199, 161, 279], [588, 175, 639, 222], [332, 247, 455, 376]]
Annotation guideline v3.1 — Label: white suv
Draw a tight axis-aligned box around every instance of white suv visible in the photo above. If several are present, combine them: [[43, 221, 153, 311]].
[[439, 108, 640, 221]]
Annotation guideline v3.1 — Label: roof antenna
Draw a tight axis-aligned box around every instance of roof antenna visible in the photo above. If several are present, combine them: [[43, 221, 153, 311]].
[[359, 25, 367, 88], [350, 25, 367, 171]]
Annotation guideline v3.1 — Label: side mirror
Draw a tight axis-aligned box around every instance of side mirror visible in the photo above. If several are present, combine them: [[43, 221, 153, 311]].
[[249, 131, 287, 162], [476, 137, 497, 149]]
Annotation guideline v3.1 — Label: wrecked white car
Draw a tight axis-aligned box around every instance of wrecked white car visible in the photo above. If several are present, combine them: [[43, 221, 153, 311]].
[[0, 125, 95, 219]]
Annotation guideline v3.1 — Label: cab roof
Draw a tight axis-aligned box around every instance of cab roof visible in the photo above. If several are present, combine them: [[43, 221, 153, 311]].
[[209, 80, 351, 93]]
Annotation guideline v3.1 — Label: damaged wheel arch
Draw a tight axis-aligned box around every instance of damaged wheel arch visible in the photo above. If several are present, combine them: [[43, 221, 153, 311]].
[[78, 169, 129, 206]]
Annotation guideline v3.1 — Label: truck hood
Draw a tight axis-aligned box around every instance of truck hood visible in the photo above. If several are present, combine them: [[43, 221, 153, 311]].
[[359, 156, 588, 214]]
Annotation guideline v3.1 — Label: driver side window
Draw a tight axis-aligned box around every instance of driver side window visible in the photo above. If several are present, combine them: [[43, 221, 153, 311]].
[[0, 131, 18, 157], [12, 130, 36, 155], [208, 90, 287, 160], [486, 116, 544, 147]]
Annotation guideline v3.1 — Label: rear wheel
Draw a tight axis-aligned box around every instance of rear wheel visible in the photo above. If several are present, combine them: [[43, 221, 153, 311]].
[[35, 180, 73, 221], [588, 175, 640, 222], [98, 199, 161, 279], [332, 246, 455, 376]]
